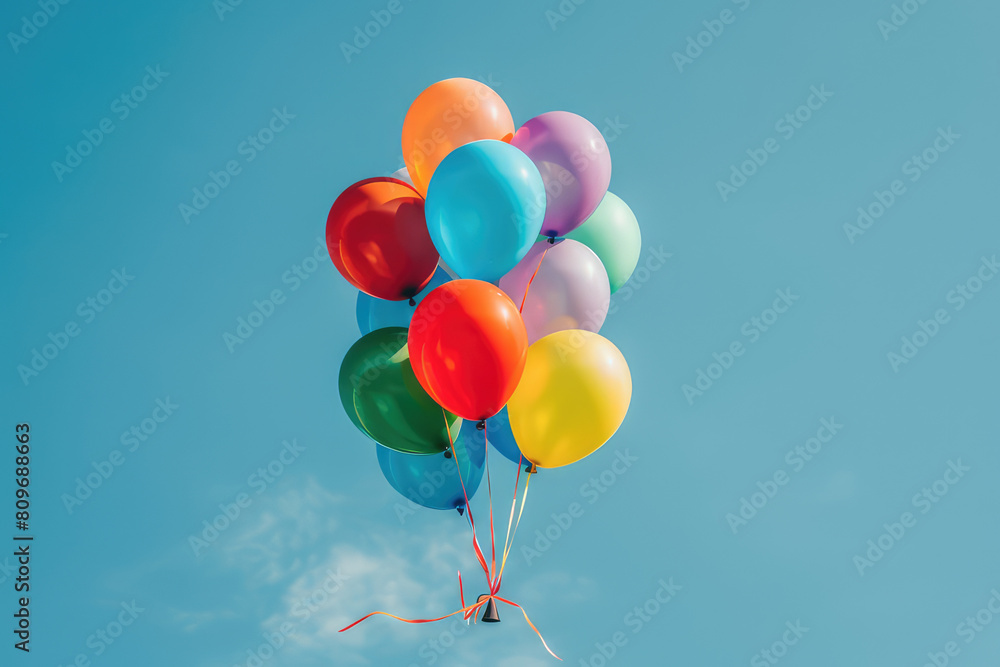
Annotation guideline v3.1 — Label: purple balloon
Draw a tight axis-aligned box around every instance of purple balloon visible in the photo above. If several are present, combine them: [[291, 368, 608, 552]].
[[499, 239, 610, 344], [510, 111, 611, 237]]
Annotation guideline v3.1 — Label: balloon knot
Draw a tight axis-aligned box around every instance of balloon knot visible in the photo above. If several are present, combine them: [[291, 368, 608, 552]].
[[443, 448, 452, 458], [546, 236, 556, 244], [408, 297, 416, 306], [476, 420, 486, 431]]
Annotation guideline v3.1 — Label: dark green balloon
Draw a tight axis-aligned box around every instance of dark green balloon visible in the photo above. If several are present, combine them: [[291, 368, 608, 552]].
[[339, 327, 461, 454]]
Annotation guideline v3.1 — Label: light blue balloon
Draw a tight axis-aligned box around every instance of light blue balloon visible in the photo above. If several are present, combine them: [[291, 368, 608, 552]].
[[482, 407, 524, 465], [356, 267, 451, 335], [425, 140, 546, 283], [376, 419, 485, 512], [452, 407, 524, 466]]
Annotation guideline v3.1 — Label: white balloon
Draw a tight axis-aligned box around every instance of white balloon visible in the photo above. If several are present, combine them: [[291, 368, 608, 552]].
[[391, 167, 414, 187]]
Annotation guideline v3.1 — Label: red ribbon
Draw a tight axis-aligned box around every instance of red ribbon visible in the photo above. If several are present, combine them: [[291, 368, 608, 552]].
[[339, 411, 560, 660]]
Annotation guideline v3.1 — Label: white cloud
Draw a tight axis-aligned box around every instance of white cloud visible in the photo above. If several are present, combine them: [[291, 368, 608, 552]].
[[220, 476, 342, 585], [208, 474, 573, 665]]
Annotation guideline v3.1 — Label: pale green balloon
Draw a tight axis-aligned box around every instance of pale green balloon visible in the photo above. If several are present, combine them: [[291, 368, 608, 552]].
[[563, 192, 641, 293]]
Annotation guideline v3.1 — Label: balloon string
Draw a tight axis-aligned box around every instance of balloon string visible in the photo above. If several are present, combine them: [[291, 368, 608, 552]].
[[519, 248, 550, 313], [485, 422, 497, 588], [340, 420, 559, 658], [443, 409, 492, 585], [495, 456, 522, 594], [339, 594, 560, 660], [498, 469, 531, 589], [494, 595, 561, 660], [338, 599, 487, 633]]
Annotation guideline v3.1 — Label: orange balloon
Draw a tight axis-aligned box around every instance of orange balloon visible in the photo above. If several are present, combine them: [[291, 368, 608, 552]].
[[402, 78, 515, 196]]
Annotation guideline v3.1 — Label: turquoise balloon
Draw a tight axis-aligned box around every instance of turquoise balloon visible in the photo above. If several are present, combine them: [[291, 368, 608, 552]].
[[482, 407, 524, 465], [425, 140, 546, 283], [376, 418, 486, 512], [356, 267, 451, 334]]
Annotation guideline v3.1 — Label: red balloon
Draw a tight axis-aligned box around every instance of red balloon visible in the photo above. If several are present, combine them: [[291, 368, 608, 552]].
[[408, 280, 528, 421], [326, 178, 439, 300]]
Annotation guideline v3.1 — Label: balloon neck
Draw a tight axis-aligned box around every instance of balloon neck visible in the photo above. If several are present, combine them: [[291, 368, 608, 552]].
[[443, 448, 452, 459], [546, 235, 556, 244], [525, 463, 537, 474], [475, 420, 486, 431], [408, 297, 416, 306], [456, 504, 465, 516]]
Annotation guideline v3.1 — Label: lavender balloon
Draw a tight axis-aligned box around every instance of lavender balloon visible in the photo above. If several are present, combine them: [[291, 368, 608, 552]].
[[510, 111, 611, 237], [499, 239, 610, 344]]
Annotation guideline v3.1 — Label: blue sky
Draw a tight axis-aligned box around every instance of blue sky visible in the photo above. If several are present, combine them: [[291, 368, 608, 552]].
[[2, 0, 999, 665]]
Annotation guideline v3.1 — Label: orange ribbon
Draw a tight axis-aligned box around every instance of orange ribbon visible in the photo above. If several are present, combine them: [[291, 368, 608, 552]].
[[338, 590, 560, 660], [339, 413, 560, 660]]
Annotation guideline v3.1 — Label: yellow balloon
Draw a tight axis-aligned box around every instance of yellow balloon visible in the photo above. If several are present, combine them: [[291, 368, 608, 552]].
[[507, 330, 631, 468]]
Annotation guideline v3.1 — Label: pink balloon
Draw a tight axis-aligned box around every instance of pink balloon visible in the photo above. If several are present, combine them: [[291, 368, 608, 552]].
[[499, 239, 610, 344], [510, 111, 611, 237]]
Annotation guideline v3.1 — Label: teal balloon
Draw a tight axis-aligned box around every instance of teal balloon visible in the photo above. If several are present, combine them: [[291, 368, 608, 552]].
[[425, 140, 545, 283], [356, 267, 451, 334], [561, 191, 641, 293], [452, 407, 523, 465], [483, 407, 524, 465], [377, 419, 486, 512]]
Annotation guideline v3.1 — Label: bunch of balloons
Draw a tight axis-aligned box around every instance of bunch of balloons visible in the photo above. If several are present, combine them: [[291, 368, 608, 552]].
[[329, 77, 640, 517]]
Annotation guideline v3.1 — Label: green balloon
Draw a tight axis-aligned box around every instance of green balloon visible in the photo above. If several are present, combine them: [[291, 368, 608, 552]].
[[563, 192, 641, 293], [338, 327, 461, 454]]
